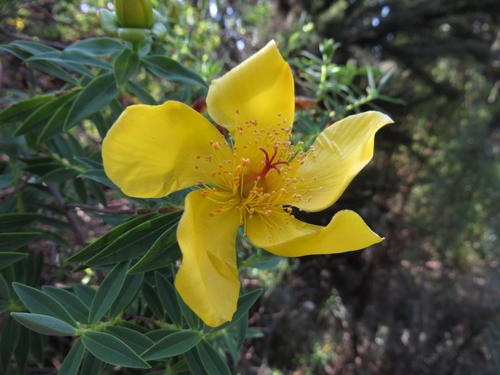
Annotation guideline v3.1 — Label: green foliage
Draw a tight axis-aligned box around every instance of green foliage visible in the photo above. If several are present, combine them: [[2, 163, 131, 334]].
[[0, 0, 408, 374]]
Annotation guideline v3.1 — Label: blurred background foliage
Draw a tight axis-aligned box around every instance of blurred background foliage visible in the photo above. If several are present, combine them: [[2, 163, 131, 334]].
[[0, 0, 499, 374]]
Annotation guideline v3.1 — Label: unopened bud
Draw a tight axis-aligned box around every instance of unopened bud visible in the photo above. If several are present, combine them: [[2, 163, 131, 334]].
[[115, 0, 154, 28]]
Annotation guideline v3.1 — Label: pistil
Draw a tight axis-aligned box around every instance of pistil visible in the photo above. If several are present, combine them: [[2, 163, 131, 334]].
[[256, 146, 289, 179]]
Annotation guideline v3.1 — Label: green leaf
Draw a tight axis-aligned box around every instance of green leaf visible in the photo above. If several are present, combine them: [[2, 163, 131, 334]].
[[0, 274, 9, 299], [81, 331, 151, 369], [125, 80, 157, 105], [38, 92, 79, 142], [9, 40, 55, 55], [59, 339, 85, 375], [184, 348, 209, 375], [11, 313, 76, 336], [29, 60, 78, 84], [12, 283, 77, 326], [27, 50, 111, 70], [42, 286, 90, 323], [129, 223, 179, 274], [80, 353, 105, 375], [142, 282, 164, 320], [67, 38, 125, 56], [232, 288, 263, 323], [179, 296, 202, 329], [154, 272, 182, 325], [14, 326, 30, 373], [64, 73, 119, 130], [0, 232, 42, 251], [0, 95, 53, 124], [196, 340, 231, 375], [0, 252, 28, 269], [89, 261, 129, 323], [142, 55, 207, 87], [29, 331, 44, 365], [66, 214, 157, 264], [0, 316, 20, 373], [114, 48, 140, 86], [213, 288, 263, 332], [73, 285, 96, 306], [84, 212, 181, 266], [105, 326, 153, 354], [109, 273, 143, 317], [0, 213, 44, 232], [141, 330, 202, 360], [77, 169, 117, 189], [42, 167, 79, 184]]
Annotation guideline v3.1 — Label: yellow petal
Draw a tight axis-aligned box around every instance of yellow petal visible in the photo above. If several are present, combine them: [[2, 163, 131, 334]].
[[206, 41, 294, 160], [174, 189, 241, 327], [294, 111, 394, 212], [102, 101, 232, 198], [246, 210, 383, 257]]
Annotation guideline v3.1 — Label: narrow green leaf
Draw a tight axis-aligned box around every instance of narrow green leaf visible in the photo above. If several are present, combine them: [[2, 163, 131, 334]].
[[0, 95, 53, 124], [38, 91, 79, 142], [77, 169, 117, 189], [84, 212, 181, 266], [232, 288, 263, 323], [184, 348, 209, 375], [0, 232, 42, 251], [178, 296, 202, 329], [0, 316, 20, 373], [14, 326, 31, 373], [29, 60, 78, 84], [59, 339, 85, 375], [64, 73, 119, 130], [0, 274, 9, 299], [222, 332, 238, 365], [67, 38, 125, 56], [0, 213, 44, 232], [196, 340, 231, 375], [0, 252, 28, 269], [114, 48, 140, 86], [109, 273, 143, 317], [12, 283, 77, 326], [125, 80, 157, 105], [66, 214, 157, 264], [144, 328, 178, 341], [129, 224, 179, 274], [236, 311, 248, 348], [80, 352, 105, 375], [142, 282, 164, 320], [27, 50, 111, 70], [42, 168, 79, 184], [81, 331, 151, 369], [29, 331, 44, 366], [73, 285, 96, 306], [141, 330, 202, 360], [10, 40, 55, 55], [42, 286, 90, 323], [0, 44, 31, 60], [105, 326, 153, 354], [142, 55, 207, 87], [89, 261, 129, 323], [11, 313, 76, 336], [154, 272, 182, 325]]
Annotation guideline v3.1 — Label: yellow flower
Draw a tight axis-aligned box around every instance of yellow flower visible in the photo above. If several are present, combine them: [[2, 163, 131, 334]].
[[102, 41, 394, 327]]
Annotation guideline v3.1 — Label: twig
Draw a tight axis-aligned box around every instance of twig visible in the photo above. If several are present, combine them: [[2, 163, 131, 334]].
[[0, 179, 28, 199], [0, 25, 67, 49], [124, 314, 161, 326], [66, 203, 178, 215], [46, 183, 86, 245]]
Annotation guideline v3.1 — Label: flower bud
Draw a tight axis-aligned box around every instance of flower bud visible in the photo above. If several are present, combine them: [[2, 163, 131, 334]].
[[115, 0, 154, 28]]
